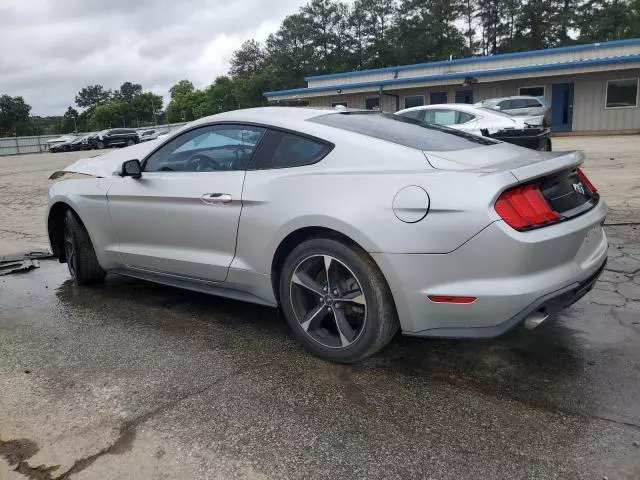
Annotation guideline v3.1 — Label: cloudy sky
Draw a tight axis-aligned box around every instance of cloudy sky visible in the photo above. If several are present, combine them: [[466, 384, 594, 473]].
[[0, 0, 317, 116]]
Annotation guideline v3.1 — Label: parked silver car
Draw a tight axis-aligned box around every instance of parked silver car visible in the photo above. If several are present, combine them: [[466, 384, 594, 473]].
[[138, 128, 170, 142], [46, 107, 607, 362], [477, 96, 552, 127]]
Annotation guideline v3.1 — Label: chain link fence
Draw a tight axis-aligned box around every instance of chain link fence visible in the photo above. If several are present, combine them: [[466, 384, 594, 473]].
[[0, 122, 188, 157]]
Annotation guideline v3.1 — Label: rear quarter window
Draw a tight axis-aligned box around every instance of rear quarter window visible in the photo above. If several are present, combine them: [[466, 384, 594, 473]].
[[249, 130, 332, 169], [309, 112, 496, 151]]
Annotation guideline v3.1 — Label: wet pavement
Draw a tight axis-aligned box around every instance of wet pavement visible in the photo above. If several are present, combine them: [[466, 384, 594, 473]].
[[1, 226, 640, 479]]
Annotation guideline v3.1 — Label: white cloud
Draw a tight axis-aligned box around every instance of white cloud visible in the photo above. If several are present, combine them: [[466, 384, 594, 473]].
[[0, 0, 316, 115]]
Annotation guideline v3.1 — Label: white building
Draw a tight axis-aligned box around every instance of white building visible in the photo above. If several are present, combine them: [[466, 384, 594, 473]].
[[264, 38, 640, 134]]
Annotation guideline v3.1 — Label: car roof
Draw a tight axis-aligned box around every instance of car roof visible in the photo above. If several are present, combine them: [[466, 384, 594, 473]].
[[481, 95, 542, 101], [397, 103, 481, 114], [188, 107, 346, 129]]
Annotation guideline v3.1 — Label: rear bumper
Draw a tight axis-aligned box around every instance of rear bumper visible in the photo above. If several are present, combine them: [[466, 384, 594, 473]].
[[406, 258, 605, 338], [372, 199, 608, 337]]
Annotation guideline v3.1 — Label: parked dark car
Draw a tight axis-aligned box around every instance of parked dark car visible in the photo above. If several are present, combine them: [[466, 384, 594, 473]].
[[481, 126, 552, 151], [49, 137, 77, 153], [87, 129, 140, 150], [70, 134, 93, 151]]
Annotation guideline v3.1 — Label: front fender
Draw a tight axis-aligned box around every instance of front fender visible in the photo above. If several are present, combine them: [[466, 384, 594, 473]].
[[46, 178, 119, 269]]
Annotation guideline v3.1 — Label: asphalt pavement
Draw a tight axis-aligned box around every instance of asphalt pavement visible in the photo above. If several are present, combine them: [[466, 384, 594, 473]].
[[1, 225, 639, 479]]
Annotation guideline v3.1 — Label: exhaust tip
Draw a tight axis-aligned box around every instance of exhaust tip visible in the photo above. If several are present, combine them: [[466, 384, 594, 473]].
[[524, 311, 549, 330]]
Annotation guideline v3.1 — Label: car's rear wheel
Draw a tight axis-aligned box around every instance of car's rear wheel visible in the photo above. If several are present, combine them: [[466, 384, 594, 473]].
[[96, 141, 105, 149], [63, 210, 106, 285], [279, 238, 399, 363], [126, 139, 135, 146]]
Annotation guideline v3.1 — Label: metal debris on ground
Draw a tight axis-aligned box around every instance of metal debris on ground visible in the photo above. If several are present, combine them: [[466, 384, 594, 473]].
[[0, 258, 40, 275]]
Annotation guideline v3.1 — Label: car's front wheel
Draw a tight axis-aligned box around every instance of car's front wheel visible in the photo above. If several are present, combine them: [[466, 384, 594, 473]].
[[96, 141, 105, 149], [279, 238, 399, 363], [63, 210, 106, 285]]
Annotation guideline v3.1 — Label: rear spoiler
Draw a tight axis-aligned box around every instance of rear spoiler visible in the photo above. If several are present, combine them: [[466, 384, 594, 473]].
[[510, 150, 584, 182]]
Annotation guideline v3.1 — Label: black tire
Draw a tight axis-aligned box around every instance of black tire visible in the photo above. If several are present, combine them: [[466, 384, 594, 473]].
[[126, 139, 135, 146], [97, 141, 105, 150], [279, 238, 399, 363], [63, 210, 106, 285], [546, 138, 552, 151]]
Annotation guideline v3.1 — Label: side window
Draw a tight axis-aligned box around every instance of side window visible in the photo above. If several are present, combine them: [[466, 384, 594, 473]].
[[524, 99, 542, 108], [498, 100, 512, 110], [399, 110, 424, 121], [511, 99, 530, 109], [456, 112, 475, 124], [425, 109, 457, 126], [249, 130, 332, 170], [144, 124, 266, 173]]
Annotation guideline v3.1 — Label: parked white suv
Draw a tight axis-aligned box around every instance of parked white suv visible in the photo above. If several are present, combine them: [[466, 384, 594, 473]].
[[476, 96, 552, 127]]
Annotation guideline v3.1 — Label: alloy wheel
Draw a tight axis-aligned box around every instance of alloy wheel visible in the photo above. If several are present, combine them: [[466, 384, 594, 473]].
[[64, 224, 76, 277], [289, 254, 367, 349]]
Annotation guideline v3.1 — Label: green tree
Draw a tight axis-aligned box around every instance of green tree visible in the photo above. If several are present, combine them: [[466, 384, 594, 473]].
[[62, 106, 79, 132], [230, 39, 266, 76], [358, 0, 398, 67], [576, 0, 639, 41], [169, 80, 196, 99], [206, 76, 239, 113], [89, 101, 126, 130], [265, 13, 316, 89], [75, 85, 111, 109], [394, 0, 466, 65], [131, 92, 163, 125], [460, 0, 480, 55], [114, 82, 143, 104], [0, 95, 32, 136]]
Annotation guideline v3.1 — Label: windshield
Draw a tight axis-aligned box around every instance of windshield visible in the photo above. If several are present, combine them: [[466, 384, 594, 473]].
[[309, 112, 496, 151]]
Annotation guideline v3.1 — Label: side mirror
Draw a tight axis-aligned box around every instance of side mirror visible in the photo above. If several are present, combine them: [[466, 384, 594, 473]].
[[121, 159, 142, 179]]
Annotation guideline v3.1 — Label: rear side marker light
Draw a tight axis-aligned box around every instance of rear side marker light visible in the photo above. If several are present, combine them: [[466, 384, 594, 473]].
[[428, 295, 477, 304], [495, 183, 559, 231], [576, 168, 597, 193]]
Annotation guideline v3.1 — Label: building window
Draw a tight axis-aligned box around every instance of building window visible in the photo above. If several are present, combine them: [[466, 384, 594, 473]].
[[519, 86, 545, 97], [404, 95, 424, 109], [365, 97, 380, 110], [430, 92, 447, 104], [332, 101, 348, 108], [606, 79, 638, 108]]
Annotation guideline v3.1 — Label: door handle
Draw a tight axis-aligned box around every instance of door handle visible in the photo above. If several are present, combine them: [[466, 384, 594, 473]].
[[201, 193, 232, 205]]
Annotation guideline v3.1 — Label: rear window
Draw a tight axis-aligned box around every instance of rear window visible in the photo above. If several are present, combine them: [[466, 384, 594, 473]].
[[309, 112, 496, 151]]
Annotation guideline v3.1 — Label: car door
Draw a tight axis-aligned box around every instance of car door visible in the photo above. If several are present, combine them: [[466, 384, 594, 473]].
[[107, 123, 266, 282]]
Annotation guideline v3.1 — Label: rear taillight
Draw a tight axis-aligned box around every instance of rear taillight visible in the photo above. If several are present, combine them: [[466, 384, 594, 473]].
[[576, 168, 597, 193], [495, 183, 560, 231]]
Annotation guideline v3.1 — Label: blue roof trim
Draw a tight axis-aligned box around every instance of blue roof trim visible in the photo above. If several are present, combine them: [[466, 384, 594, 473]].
[[303, 37, 640, 82], [264, 54, 640, 97]]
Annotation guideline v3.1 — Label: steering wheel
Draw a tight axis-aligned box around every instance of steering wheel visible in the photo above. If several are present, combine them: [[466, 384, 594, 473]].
[[185, 154, 223, 172]]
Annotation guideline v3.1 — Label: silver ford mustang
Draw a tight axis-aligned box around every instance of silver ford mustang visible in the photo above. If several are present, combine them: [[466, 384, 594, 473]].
[[47, 107, 607, 363]]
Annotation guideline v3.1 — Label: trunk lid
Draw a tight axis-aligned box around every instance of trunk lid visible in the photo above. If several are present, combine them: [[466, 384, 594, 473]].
[[424, 142, 583, 181], [426, 143, 599, 225]]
